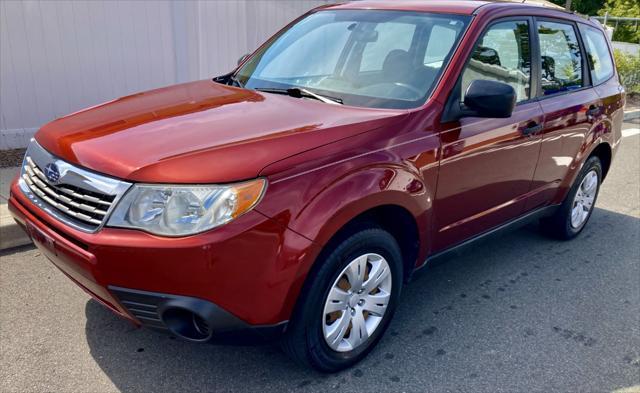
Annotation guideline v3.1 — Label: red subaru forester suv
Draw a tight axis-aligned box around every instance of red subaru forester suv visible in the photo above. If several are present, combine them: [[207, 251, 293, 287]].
[[10, 0, 623, 371]]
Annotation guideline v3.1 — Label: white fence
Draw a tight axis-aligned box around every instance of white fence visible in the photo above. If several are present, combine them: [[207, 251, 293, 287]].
[[0, 0, 334, 149]]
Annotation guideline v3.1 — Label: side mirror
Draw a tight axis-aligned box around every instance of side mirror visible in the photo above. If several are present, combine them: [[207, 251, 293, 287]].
[[463, 80, 516, 118], [237, 53, 250, 66]]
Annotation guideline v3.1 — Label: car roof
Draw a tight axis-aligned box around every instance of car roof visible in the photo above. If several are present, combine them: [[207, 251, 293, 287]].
[[324, 0, 569, 16]]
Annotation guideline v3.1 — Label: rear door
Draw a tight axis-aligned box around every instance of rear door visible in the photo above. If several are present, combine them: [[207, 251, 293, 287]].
[[434, 17, 544, 251], [525, 18, 603, 209], [579, 23, 625, 145]]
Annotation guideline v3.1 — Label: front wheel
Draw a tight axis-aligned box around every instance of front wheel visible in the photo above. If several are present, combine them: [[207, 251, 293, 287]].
[[282, 228, 403, 372], [541, 156, 602, 239]]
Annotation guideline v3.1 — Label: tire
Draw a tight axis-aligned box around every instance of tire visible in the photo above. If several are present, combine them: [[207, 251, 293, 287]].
[[541, 156, 602, 240], [281, 228, 403, 372]]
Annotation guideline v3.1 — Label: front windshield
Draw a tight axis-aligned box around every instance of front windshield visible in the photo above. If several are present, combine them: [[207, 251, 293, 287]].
[[234, 10, 470, 109]]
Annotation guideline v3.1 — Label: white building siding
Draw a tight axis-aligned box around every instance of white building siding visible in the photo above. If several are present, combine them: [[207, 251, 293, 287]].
[[0, 0, 333, 149], [612, 41, 639, 56]]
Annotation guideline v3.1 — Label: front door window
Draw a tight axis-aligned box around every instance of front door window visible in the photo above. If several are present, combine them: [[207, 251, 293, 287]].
[[461, 20, 532, 103]]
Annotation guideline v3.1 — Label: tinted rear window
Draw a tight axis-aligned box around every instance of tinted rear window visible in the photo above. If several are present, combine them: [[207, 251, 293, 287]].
[[580, 25, 614, 85]]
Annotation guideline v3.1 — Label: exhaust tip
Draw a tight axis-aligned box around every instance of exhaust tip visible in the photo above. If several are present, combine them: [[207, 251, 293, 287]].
[[161, 307, 213, 342]]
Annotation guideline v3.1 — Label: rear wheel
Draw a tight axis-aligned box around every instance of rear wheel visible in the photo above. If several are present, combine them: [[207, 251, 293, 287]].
[[541, 156, 602, 239], [282, 228, 403, 372]]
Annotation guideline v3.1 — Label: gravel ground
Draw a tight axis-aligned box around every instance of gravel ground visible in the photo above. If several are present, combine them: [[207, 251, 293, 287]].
[[0, 149, 25, 168], [1, 121, 639, 393]]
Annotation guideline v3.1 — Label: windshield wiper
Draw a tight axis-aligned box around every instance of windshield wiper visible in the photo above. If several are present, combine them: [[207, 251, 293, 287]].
[[229, 75, 244, 88], [255, 87, 342, 105]]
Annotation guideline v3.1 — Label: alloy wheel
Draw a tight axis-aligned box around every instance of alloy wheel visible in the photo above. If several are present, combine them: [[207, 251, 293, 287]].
[[570, 170, 598, 229]]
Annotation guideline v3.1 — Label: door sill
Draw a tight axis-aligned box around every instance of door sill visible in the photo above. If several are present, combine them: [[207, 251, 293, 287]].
[[409, 204, 559, 281]]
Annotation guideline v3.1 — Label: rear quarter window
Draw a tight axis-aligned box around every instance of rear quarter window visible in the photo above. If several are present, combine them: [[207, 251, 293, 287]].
[[579, 24, 615, 85]]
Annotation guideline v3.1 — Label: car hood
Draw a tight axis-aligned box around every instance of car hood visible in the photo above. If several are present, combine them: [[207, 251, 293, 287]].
[[35, 80, 406, 183]]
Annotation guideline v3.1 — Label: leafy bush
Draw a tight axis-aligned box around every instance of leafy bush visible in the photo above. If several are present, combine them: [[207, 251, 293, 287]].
[[614, 49, 640, 94]]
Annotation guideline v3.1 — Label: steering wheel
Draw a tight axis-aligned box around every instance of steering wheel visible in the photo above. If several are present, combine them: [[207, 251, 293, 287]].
[[316, 75, 355, 89]]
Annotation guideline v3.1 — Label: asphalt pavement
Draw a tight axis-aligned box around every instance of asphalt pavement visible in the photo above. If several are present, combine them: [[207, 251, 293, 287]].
[[1, 120, 639, 393]]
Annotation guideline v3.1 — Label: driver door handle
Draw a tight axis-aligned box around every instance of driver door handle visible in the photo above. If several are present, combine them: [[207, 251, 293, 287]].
[[522, 121, 543, 136]]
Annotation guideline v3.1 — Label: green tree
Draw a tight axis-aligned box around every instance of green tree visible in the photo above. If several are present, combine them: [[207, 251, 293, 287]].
[[599, 0, 640, 43], [549, 0, 639, 43], [548, 0, 605, 15], [577, 0, 606, 15]]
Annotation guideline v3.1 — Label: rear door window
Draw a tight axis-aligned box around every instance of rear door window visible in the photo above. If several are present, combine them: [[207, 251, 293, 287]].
[[580, 25, 614, 85], [537, 20, 584, 95]]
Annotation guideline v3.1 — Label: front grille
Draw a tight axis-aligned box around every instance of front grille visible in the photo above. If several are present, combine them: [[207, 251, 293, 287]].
[[18, 139, 131, 232], [22, 157, 115, 227]]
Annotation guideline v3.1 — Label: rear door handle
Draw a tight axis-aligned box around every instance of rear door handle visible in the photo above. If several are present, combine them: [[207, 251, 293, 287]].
[[586, 105, 601, 119], [522, 122, 543, 136]]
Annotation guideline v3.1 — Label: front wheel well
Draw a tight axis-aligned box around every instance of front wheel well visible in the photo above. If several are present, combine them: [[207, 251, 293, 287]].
[[317, 205, 420, 282], [589, 143, 612, 180]]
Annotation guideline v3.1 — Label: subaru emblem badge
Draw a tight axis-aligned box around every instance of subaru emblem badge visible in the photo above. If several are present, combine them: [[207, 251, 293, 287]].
[[44, 163, 61, 183]]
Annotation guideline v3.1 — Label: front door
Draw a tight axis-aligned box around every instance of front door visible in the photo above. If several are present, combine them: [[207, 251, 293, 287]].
[[433, 18, 544, 251]]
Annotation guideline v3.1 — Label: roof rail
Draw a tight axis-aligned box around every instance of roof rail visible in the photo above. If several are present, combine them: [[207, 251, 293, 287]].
[[518, 0, 565, 10], [474, 0, 590, 19], [477, 0, 565, 9]]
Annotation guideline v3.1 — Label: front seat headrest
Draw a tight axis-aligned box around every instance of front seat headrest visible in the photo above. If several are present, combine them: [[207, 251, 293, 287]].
[[382, 49, 412, 80]]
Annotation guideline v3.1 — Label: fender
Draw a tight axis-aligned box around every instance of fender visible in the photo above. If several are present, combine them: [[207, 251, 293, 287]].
[[550, 117, 614, 205], [256, 117, 439, 260], [299, 166, 430, 247], [257, 162, 435, 323], [258, 161, 433, 254], [254, 111, 441, 322]]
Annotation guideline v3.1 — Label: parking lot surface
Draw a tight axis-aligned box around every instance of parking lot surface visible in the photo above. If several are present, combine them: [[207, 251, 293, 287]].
[[1, 120, 639, 393]]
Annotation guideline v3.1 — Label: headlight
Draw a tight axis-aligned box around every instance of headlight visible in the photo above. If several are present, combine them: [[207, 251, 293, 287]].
[[107, 179, 266, 236]]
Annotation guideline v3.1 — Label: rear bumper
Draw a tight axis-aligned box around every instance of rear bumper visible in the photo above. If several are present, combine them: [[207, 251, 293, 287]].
[[9, 180, 319, 342]]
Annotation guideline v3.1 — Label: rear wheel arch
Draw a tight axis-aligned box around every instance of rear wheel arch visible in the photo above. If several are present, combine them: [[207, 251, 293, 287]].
[[589, 142, 612, 180], [553, 139, 613, 204], [541, 155, 602, 239]]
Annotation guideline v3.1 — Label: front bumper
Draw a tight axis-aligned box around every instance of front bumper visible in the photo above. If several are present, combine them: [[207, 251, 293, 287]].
[[9, 180, 319, 342], [109, 286, 287, 343]]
